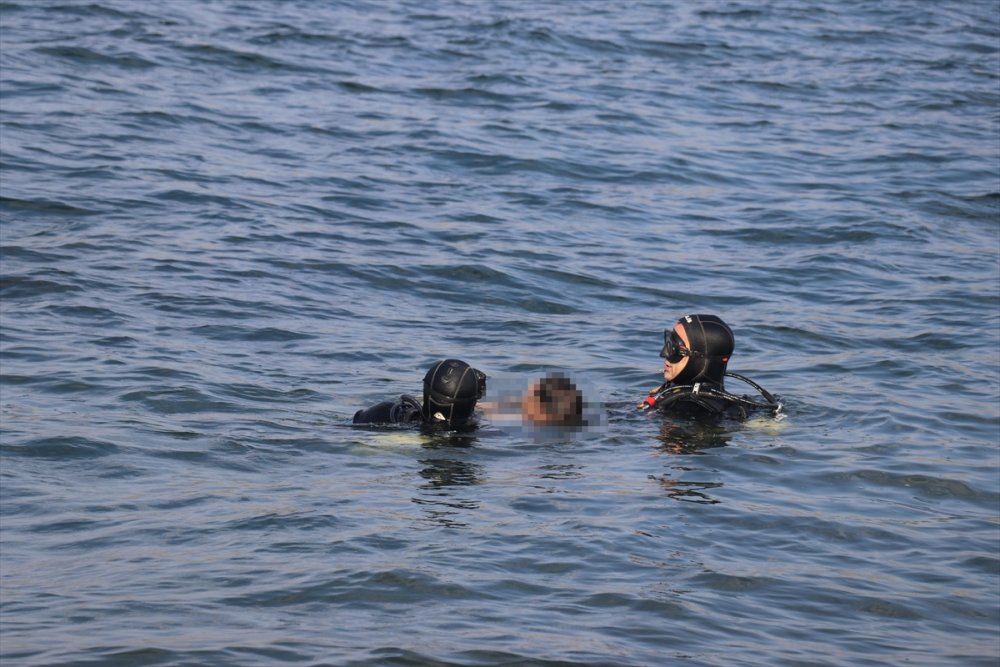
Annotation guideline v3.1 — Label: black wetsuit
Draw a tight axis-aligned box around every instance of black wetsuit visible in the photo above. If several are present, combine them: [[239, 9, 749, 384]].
[[352, 394, 423, 425], [657, 385, 744, 420], [650, 376, 778, 422]]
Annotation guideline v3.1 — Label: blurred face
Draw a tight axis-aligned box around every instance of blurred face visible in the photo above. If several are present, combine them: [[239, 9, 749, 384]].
[[521, 381, 549, 425], [663, 323, 690, 382]]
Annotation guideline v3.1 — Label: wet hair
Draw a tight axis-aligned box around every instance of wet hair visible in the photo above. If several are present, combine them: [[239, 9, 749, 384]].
[[422, 359, 486, 426], [530, 374, 584, 427], [672, 314, 734, 386]]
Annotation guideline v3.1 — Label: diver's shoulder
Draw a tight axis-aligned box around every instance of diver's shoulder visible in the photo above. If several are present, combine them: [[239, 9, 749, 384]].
[[353, 394, 424, 425]]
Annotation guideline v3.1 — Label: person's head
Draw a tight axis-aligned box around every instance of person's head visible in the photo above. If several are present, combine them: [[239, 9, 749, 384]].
[[660, 314, 734, 385], [522, 373, 584, 427], [422, 359, 486, 427]]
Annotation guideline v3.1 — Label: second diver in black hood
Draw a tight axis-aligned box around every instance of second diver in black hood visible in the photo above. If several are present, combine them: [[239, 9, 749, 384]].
[[353, 359, 487, 428], [638, 314, 779, 420]]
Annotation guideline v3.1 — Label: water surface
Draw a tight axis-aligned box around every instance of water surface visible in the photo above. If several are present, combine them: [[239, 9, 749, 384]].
[[1, 1, 998, 665]]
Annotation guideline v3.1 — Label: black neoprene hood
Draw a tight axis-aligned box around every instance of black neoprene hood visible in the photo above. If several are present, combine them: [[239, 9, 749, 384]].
[[422, 359, 484, 426], [671, 314, 734, 386]]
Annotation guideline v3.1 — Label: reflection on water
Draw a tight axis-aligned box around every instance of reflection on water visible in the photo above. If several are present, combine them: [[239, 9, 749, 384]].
[[419, 429, 480, 450], [650, 472, 724, 505], [654, 419, 732, 455], [535, 463, 584, 481], [651, 420, 732, 504], [1, 0, 997, 663], [418, 456, 482, 490], [413, 436, 483, 527], [527, 462, 585, 496]]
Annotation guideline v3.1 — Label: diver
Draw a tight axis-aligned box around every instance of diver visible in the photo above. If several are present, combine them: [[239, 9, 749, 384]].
[[353, 358, 487, 428], [637, 314, 780, 420]]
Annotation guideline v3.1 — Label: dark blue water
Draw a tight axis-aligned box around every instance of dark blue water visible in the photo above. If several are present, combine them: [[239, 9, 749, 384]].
[[2, 1, 998, 665]]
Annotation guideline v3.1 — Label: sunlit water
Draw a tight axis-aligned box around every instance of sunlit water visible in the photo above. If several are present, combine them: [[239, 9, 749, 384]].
[[1, 1, 998, 665]]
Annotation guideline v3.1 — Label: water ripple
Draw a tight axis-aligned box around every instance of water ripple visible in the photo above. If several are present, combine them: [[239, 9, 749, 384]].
[[1, 1, 997, 666]]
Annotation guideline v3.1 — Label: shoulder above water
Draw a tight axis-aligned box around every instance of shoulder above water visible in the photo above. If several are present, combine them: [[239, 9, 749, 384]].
[[352, 394, 423, 425]]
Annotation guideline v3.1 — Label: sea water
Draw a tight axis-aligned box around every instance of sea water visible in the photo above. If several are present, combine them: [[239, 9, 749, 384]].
[[1, 1, 998, 665]]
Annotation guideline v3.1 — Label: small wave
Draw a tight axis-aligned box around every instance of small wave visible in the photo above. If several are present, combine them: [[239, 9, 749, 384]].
[[414, 86, 517, 105], [0, 244, 73, 263], [175, 42, 319, 74], [823, 469, 995, 506], [1, 436, 120, 459], [150, 189, 247, 208], [423, 263, 518, 286], [216, 384, 322, 404], [0, 196, 99, 216], [188, 325, 316, 342], [33, 45, 156, 69], [118, 387, 240, 415], [0, 275, 82, 299]]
